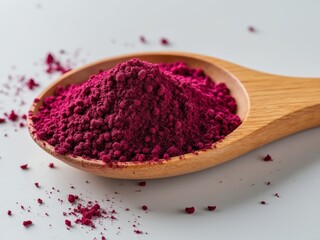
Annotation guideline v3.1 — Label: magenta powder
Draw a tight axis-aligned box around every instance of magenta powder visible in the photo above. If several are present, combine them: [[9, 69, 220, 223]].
[[32, 59, 241, 163]]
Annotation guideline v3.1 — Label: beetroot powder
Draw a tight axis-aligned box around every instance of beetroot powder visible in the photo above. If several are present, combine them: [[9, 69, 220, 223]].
[[7, 210, 12, 216], [48, 162, 55, 168], [65, 219, 72, 227], [0, 118, 5, 123], [207, 206, 216, 211], [185, 207, 195, 214], [20, 164, 28, 170], [263, 154, 273, 161], [32, 59, 241, 163], [23, 220, 33, 227]]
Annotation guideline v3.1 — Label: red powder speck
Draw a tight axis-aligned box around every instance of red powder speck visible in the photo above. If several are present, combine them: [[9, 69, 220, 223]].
[[65, 219, 72, 227], [37, 198, 43, 204], [48, 162, 54, 168], [134, 230, 143, 234], [140, 36, 146, 43], [207, 206, 217, 211], [185, 207, 195, 214], [266, 181, 271, 186], [142, 205, 148, 211], [23, 220, 33, 227], [260, 201, 267, 205], [138, 181, 146, 187], [248, 26, 256, 32], [19, 122, 25, 128], [101, 236, 106, 240], [68, 194, 78, 203], [20, 164, 28, 170], [263, 154, 273, 161], [7, 210, 12, 216], [0, 118, 5, 123], [8, 110, 18, 121], [160, 38, 169, 45], [22, 114, 27, 120], [35, 182, 40, 188], [26, 78, 39, 90], [274, 193, 280, 198]]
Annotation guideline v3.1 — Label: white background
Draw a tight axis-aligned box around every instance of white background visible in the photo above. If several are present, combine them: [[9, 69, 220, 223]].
[[0, 0, 320, 239]]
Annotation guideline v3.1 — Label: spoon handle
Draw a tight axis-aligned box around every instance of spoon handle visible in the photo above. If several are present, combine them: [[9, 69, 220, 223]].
[[205, 55, 320, 161]]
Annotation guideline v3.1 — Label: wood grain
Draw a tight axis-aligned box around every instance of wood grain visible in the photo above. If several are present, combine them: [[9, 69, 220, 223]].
[[27, 52, 320, 179]]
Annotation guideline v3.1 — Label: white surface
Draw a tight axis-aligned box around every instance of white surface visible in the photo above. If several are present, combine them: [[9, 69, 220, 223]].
[[0, 0, 319, 239]]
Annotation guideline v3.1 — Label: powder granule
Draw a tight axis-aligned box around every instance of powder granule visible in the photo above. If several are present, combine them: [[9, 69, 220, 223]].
[[33, 59, 241, 163]]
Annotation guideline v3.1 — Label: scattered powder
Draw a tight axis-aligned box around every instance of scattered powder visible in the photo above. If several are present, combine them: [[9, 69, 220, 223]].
[[0, 118, 5, 123], [68, 194, 78, 203], [207, 206, 216, 211], [263, 154, 273, 161], [7, 110, 19, 121], [34, 182, 40, 188], [160, 38, 169, 45], [266, 181, 271, 186], [260, 201, 267, 205], [7, 210, 12, 216], [26, 79, 39, 90], [141, 205, 148, 211], [32, 59, 241, 164], [48, 162, 55, 168], [134, 230, 143, 234], [65, 219, 72, 227], [20, 164, 28, 170], [37, 198, 43, 204], [138, 181, 146, 187], [139, 36, 146, 43], [248, 26, 256, 32], [274, 193, 280, 198], [185, 207, 195, 214], [45, 53, 71, 75], [23, 220, 33, 227]]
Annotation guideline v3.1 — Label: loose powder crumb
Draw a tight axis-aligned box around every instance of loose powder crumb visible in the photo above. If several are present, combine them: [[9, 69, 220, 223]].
[[34, 182, 40, 188], [23, 220, 33, 227], [0, 118, 5, 123], [48, 162, 54, 168], [274, 193, 280, 198], [207, 206, 216, 211], [248, 26, 256, 32], [20, 164, 28, 170], [263, 154, 273, 161], [37, 198, 43, 204], [68, 194, 78, 203], [26, 78, 39, 90], [139, 36, 146, 43], [7, 210, 12, 216], [160, 38, 169, 45], [260, 201, 267, 205], [65, 219, 72, 227], [134, 230, 143, 234], [185, 207, 195, 214], [8, 110, 19, 121], [138, 181, 146, 187], [32, 59, 241, 164], [142, 205, 148, 211]]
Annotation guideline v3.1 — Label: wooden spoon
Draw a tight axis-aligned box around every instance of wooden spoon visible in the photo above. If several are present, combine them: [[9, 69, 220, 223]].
[[27, 52, 320, 179]]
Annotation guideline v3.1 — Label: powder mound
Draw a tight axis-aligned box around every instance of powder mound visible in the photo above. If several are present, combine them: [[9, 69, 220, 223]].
[[32, 59, 241, 163]]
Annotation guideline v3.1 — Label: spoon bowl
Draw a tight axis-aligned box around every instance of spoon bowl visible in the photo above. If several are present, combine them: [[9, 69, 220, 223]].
[[28, 52, 320, 179]]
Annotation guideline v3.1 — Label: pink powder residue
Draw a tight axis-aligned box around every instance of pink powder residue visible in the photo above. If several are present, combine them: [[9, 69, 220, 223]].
[[32, 59, 241, 164], [45, 53, 71, 75]]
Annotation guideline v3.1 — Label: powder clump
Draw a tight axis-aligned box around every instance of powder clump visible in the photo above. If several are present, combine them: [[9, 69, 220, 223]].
[[32, 59, 241, 163]]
